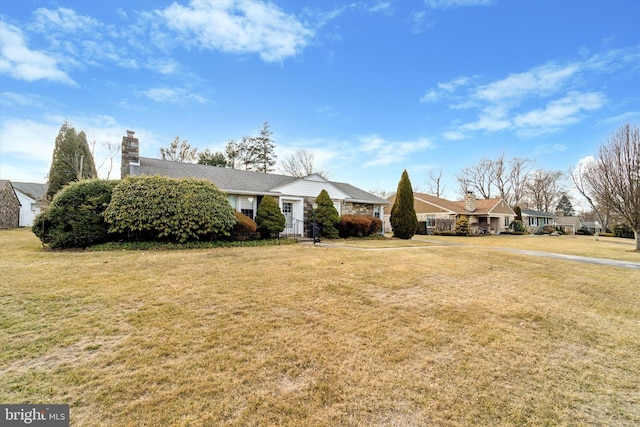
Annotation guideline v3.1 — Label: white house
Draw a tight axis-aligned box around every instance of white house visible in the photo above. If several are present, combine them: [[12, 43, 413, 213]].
[[121, 131, 388, 237], [12, 182, 48, 227]]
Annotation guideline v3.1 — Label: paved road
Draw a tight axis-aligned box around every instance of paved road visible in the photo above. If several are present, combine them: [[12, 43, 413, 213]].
[[312, 240, 640, 271]]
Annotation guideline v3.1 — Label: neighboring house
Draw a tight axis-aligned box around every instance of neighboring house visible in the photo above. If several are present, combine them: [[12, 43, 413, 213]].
[[120, 131, 389, 237], [384, 191, 515, 235], [555, 216, 582, 235], [581, 221, 603, 234], [0, 180, 21, 229], [12, 182, 48, 227], [520, 207, 557, 231]]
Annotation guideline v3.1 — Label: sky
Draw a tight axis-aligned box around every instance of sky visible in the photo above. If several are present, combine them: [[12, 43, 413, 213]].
[[1, 0, 639, 206]]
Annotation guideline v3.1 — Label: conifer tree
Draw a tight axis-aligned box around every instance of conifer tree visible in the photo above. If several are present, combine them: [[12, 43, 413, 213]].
[[255, 195, 286, 238], [47, 122, 98, 200], [390, 169, 418, 239], [555, 194, 575, 216], [314, 189, 340, 238], [253, 122, 277, 173]]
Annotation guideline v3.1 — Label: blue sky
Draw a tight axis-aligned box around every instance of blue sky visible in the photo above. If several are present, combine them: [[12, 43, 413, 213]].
[[1, 0, 639, 202]]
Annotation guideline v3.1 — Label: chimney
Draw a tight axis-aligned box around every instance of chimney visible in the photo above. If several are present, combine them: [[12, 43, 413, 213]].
[[121, 130, 139, 178], [464, 191, 477, 212]]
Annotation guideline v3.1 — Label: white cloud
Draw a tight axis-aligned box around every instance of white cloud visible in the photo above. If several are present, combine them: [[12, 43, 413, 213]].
[[159, 0, 315, 62], [513, 91, 605, 134], [420, 89, 440, 103], [31, 7, 100, 34], [420, 76, 473, 103], [442, 131, 466, 140], [474, 63, 579, 103], [359, 134, 433, 166], [0, 21, 74, 84], [425, 0, 494, 9], [142, 87, 210, 104], [0, 92, 46, 108]]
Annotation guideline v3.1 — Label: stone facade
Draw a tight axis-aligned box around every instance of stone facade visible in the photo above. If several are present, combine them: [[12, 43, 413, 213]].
[[0, 181, 21, 229]]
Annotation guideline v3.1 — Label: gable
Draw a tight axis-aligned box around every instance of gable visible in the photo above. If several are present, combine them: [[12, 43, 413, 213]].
[[273, 176, 350, 200]]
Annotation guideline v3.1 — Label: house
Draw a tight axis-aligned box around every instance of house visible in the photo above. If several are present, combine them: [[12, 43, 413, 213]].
[[555, 215, 582, 235], [519, 207, 557, 232], [12, 182, 48, 227], [384, 191, 515, 235], [121, 131, 389, 237], [0, 180, 21, 229]]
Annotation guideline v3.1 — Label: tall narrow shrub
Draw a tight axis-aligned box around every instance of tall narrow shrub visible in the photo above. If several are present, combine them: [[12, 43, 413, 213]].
[[390, 170, 418, 239], [255, 195, 286, 238], [314, 189, 340, 238]]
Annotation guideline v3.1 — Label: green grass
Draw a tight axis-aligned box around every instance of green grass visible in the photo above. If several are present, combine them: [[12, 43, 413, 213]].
[[1, 228, 639, 426]]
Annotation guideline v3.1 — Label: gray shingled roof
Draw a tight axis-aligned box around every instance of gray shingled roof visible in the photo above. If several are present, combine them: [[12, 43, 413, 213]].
[[521, 208, 557, 218], [134, 157, 388, 204], [12, 182, 48, 201]]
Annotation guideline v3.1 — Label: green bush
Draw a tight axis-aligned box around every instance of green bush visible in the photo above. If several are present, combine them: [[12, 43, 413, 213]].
[[510, 219, 526, 232], [255, 195, 285, 239], [32, 179, 119, 249], [614, 223, 634, 239], [104, 175, 236, 243], [338, 215, 382, 237], [314, 189, 340, 239], [390, 170, 418, 239], [231, 211, 257, 240]]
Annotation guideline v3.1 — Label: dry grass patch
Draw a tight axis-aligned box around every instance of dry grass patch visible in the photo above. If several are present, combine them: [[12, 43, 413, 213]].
[[414, 233, 639, 262], [1, 228, 639, 426]]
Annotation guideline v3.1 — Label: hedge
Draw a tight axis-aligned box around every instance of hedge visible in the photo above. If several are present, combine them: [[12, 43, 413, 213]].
[[338, 215, 382, 238], [104, 175, 236, 243]]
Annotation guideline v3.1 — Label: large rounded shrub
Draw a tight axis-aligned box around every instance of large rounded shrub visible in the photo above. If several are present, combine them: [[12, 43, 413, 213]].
[[255, 195, 286, 239], [104, 176, 236, 243], [32, 179, 119, 249]]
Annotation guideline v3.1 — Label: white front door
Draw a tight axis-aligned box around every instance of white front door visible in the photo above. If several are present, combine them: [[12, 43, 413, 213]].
[[283, 202, 294, 234]]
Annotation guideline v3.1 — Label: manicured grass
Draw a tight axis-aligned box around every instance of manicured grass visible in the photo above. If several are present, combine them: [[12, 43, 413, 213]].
[[1, 228, 639, 426]]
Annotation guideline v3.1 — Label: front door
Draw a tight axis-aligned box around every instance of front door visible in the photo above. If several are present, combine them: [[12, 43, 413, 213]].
[[283, 202, 294, 235]]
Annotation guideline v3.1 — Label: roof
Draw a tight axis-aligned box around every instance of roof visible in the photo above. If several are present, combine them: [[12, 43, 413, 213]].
[[133, 157, 389, 205], [0, 180, 21, 205], [520, 208, 557, 218], [555, 216, 582, 227], [11, 182, 48, 201], [411, 192, 512, 215]]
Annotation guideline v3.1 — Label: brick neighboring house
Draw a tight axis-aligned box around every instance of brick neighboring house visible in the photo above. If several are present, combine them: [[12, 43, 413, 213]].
[[120, 131, 389, 237], [0, 180, 21, 229], [384, 191, 515, 235]]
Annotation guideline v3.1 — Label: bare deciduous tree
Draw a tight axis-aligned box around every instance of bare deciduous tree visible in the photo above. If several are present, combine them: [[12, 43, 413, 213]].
[[508, 157, 534, 206], [456, 158, 496, 199], [281, 149, 328, 178], [425, 168, 446, 198], [582, 123, 640, 250], [569, 159, 610, 231], [525, 169, 565, 212]]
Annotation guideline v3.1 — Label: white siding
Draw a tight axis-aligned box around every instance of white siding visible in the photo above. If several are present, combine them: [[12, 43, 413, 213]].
[[273, 176, 350, 201]]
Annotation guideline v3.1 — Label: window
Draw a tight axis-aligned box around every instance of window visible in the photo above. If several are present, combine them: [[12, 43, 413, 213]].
[[241, 209, 254, 218], [373, 205, 381, 218], [426, 215, 435, 228]]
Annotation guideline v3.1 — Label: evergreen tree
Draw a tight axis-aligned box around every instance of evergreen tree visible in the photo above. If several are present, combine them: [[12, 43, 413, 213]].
[[253, 121, 277, 173], [390, 169, 418, 239], [555, 194, 575, 216], [255, 195, 286, 238], [46, 122, 98, 200], [514, 205, 523, 221], [455, 215, 470, 235], [314, 189, 340, 238], [198, 149, 228, 167], [224, 139, 240, 169]]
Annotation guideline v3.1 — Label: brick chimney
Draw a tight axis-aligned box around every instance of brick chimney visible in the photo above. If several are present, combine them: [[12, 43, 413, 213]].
[[121, 130, 139, 178], [464, 191, 477, 212]]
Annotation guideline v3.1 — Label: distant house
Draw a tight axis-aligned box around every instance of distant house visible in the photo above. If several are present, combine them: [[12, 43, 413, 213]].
[[12, 182, 48, 227], [0, 180, 21, 229], [120, 131, 389, 237], [384, 191, 515, 235], [555, 215, 582, 235], [519, 207, 557, 232]]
